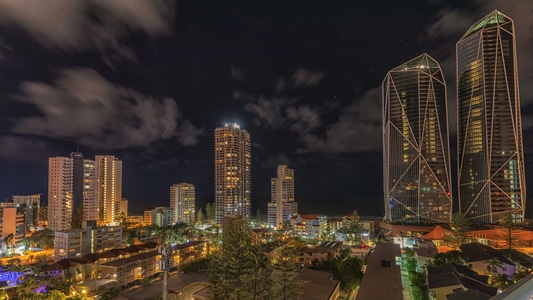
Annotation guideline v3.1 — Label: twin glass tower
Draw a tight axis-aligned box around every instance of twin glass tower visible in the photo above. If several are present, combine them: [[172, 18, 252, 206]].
[[383, 10, 526, 224]]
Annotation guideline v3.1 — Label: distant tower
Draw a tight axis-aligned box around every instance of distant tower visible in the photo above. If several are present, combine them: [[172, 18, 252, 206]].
[[170, 183, 196, 224], [214, 123, 251, 224], [95, 155, 122, 224], [457, 11, 526, 223], [382, 53, 453, 223], [268, 165, 297, 228]]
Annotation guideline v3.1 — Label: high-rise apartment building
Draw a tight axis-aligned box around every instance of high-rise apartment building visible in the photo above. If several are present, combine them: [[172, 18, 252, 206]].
[[95, 155, 123, 224], [48, 152, 97, 231], [83, 160, 97, 221], [170, 183, 196, 224], [267, 165, 298, 228], [457, 11, 526, 223], [11, 194, 40, 230], [214, 123, 251, 224], [382, 53, 453, 223]]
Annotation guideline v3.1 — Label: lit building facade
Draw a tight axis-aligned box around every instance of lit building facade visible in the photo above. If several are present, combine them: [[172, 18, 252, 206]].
[[95, 155, 122, 224], [267, 165, 298, 228], [0, 204, 26, 251], [457, 11, 526, 223], [53, 221, 122, 261], [383, 53, 452, 223], [48, 152, 97, 231], [151, 207, 174, 227], [170, 183, 196, 224], [11, 194, 40, 230], [48, 156, 74, 231], [83, 159, 97, 221], [214, 123, 251, 224]]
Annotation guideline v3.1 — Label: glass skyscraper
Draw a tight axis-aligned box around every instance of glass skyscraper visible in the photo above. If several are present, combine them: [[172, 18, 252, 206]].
[[214, 123, 251, 224], [383, 54, 452, 223], [457, 10, 526, 224]]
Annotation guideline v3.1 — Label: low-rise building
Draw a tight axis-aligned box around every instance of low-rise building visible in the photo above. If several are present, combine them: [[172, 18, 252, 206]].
[[299, 241, 344, 265], [151, 207, 174, 227], [0, 204, 26, 252], [54, 221, 122, 261], [426, 263, 497, 300], [460, 243, 516, 279], [291, 214, 326, 240]]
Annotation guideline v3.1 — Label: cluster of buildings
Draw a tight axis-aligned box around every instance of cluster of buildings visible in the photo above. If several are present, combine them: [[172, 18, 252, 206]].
[[382, 10, 526, 225]]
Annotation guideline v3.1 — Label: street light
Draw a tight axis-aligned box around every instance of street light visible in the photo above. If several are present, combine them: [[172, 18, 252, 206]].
[[159, 245, 173, 300]]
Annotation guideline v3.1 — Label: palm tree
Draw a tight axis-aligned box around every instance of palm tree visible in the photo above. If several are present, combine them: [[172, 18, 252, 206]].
[[3, 233, 14, 255], [485, 257, 504, 282]]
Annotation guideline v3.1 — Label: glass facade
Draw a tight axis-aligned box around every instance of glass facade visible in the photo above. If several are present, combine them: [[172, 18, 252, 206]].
[[457, 10, 526, 223], [383, 54, 452, 223]]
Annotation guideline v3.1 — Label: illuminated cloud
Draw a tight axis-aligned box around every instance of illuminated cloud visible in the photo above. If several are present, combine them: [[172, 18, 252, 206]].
[[11, 68, 202, 150], [0, 0, 174, 63]]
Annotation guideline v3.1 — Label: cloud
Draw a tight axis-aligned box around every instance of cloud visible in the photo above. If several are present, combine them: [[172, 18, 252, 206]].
[[423, 1, 533, 105], [231, 66, 246, 80], [292, 68, 324, 87], [0, 0, 174, 63], [244, 96, 291, 128], [10, 67, 203, 150], [0, 136, 50, 161], [297, 87, 382, 153]]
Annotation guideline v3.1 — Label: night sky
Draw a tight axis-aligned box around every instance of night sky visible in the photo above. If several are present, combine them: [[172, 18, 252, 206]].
[[0, 0, 532, 217]]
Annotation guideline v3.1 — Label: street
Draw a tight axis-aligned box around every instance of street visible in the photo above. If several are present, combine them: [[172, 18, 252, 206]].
[[113, 271, 208, 300]]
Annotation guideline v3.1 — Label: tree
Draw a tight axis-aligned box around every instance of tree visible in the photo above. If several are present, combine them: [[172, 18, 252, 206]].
[[451, 212, 471, 245], [205, 203, 215, 222], [271, 246, 304, 300], [499, 212, 520, 249], [197, 208, 204, 224], [492, 273, 512, 290], [208, 216, 289, 300], [124, 229, 138, 246], [485, 257, 504, 279], [431, 250, 469, 267], [3, 233, 14, 254]]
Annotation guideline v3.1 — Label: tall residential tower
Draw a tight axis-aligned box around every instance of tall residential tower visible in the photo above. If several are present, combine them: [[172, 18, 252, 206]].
[[170, 183, 196, 224], [267, 165, 298, 228], [214, 123, 251, 224], [383, 54, 453, 223], [457, 11, 526, 223], [95, 155, 123, 224], [48, 152, 96, 231]]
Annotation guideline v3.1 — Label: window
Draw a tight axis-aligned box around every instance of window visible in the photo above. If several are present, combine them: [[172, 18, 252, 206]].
[[381, 260, 391, 268]]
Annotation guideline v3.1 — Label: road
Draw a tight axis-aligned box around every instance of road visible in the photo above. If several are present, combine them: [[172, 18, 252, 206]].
[[113, 271, 208, 300]]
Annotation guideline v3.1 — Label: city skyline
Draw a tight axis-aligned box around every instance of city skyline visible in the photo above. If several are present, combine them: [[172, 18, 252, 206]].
[[0, 1, 532, 217]]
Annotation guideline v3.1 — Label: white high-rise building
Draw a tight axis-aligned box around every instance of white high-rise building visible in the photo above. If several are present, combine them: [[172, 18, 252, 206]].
[[268, 165, 297, 228], [214, 123, 251, 224], [48, 157, 74, 231], [95, 155, 122, 224], [48, 153, 97, 231], [170, 183, 196, 224]]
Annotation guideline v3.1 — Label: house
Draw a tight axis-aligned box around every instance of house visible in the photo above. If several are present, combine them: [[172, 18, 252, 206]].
[[412, 240, 438, 270], [426, 263, 497, 300], [460, 243, 516, 279], [299, 241, 344, 265]]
